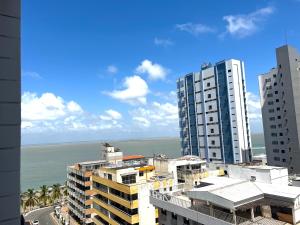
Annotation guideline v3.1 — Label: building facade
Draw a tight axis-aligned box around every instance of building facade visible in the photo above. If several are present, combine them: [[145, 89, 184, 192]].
[[177, 60, 252, 164], [0, 1, 21, 225], [259, 45, 300, 174], [92, 159, 173, 225], [150, 166, 300, 225], [67, 160, 107, 224]]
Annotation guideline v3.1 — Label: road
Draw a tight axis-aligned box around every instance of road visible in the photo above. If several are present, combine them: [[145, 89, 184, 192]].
[[25, 207, 57, 225]]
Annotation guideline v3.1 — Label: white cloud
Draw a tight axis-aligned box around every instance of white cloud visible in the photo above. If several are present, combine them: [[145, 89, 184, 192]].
[[136, 59, 168, 80], [67, 101, 83, 113], [153, 91, 177, 104], [131, 101, 178, 128], [21, 92, 123, 133], [22, 92, 67, 121], [22, 71, 42, 79], [154, 38, 174, 47], [223, 6, 274, 38], [133, 117, 151, 128], [246, 92, 263, 133], [100, 109, 122, 121], [175, 23, 215, 36], [246, 92, 261, 120], [107, 75, 149, 105], [107, 65, 118, 74]]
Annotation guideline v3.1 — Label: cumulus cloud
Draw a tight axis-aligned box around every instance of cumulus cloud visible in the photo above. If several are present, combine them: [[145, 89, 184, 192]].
[[175, 23, 215, 36], [223, 6, 274, 38], [100, 109, 122, 121], [246, 92, 263, 133], [131, 101, 178, 128], [107, 65, 118, 74], [22, 92, 69, 121], [21, 92, 122, 133], [154, 38, 174, 47], [136, 60, 168, 80], [246, 92, 262, 120], [106, 75, 149, 105]]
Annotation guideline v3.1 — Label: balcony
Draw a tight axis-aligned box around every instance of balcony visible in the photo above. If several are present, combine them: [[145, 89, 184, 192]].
[[150, 190, 256, 225]]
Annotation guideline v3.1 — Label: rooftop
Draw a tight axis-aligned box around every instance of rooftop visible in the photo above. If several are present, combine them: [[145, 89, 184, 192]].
[[122, 155, 145, 161], [187, 176, 300, 210]]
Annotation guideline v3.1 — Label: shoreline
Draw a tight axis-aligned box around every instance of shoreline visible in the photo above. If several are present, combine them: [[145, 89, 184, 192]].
[[21, 136, 181, 148]]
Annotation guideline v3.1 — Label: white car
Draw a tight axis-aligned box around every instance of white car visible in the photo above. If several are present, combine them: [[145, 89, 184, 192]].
[[32, 220, 39, 225]]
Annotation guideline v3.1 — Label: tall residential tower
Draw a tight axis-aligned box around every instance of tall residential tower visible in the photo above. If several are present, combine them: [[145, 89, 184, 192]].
[[259, 45, 300, 174], [0, 1, 21, 225], [177, 60, 252, 164]]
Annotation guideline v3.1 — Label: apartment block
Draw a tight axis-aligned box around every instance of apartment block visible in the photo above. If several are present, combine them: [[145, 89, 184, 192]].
[[67, 160, 108, 224], [259, 45, 300, 173], [0, 1, 21, 225], [92, 158, 173, 225], [177, 60, 252, 164], [150, 165, 300, 225]]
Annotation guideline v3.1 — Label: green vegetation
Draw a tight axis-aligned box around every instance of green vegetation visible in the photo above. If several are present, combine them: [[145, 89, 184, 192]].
[[21, 183, 68, 212]]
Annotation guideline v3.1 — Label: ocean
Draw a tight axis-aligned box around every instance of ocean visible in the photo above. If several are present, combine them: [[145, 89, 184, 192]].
[[21, 134, 265, 191]]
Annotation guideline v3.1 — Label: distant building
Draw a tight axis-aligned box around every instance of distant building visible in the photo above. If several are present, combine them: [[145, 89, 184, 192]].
[[0, 1, 21, 225], [177, 60, 252, 164], [259, 45, 300, 174], [150, 165, 300, 225]]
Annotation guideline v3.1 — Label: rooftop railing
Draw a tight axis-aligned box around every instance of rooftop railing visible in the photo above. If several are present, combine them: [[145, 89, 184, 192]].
[[150, 190, 260, 225]]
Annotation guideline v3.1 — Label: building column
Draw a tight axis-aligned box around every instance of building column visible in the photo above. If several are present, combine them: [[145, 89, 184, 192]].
[[209, 204, 214, 216], [292, 207, 296, 225], [233, 210, 237, 225], [251, 207, 255, 221]]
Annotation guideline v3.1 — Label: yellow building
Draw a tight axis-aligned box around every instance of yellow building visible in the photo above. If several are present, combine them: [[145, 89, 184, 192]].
[[92, 156, 173, 225]]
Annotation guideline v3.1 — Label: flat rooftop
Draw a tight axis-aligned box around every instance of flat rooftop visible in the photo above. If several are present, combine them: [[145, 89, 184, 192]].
[[187, 176, 300, 210]]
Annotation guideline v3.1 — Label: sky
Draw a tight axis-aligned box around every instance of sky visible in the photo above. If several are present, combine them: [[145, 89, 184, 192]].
[[21, 0, 300, 145]]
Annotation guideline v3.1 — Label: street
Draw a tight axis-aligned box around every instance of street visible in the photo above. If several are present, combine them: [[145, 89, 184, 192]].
[[25, 207, 57, 225]]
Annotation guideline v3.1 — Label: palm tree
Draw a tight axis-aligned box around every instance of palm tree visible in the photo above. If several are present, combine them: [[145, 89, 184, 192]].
[[63, 187, 68, 197], [51, 183, 62, 203], [24, 189, 38, 211], [20, 193, 25, 211], [38, 185, 49, 206]]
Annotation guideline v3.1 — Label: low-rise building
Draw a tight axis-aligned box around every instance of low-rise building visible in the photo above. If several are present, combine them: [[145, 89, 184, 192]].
[[153, 155, 223, 188], [91, 157, 174, 225], [150, 170, 300, 225], [226, 164, 288, 185]]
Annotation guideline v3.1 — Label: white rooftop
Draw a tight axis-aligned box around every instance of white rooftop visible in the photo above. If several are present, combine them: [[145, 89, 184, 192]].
[[187, 176, 300, 210]]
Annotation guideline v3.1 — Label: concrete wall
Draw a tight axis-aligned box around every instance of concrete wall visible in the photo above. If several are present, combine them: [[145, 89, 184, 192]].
[[227, 165, 288, 185], [259, 45, 300, 173], [0, 0, 21, 224], [150, 196, 232, 225]]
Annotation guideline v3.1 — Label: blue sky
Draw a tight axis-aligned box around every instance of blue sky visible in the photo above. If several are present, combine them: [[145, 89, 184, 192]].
[[21, 0, 300, 144]]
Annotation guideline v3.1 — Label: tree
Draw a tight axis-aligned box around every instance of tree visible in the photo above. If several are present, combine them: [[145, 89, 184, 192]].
[[24, 189, 38, 211], [38, 185, 50, 206], [51, 183, 62, 203]]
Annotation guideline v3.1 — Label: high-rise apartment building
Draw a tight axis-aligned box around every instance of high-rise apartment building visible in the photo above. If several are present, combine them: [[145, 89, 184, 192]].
[[177, 60, 252, 164], [67, 160, 108, 225], [0, 1, 21, 225], [259, 45, 300, 174]]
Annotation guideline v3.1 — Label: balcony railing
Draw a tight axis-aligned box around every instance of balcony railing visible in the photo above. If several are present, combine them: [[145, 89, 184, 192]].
[[150, 190, 259, 225]]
